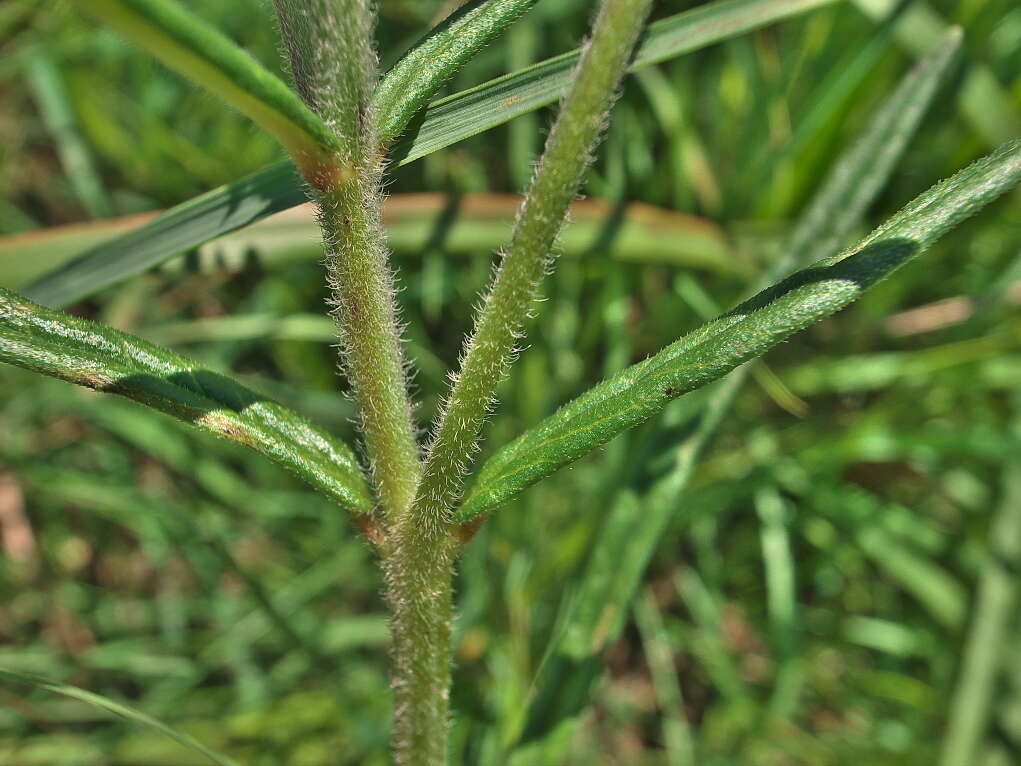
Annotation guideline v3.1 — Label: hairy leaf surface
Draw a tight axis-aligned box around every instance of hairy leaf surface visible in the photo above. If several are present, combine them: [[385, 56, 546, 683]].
[[0, 288, 373, 514], [375, 0, 541, 146], [460, 136, 1021, 521]]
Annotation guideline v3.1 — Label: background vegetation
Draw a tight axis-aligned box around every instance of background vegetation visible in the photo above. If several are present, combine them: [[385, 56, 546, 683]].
[[1, 0, 1020, 763]]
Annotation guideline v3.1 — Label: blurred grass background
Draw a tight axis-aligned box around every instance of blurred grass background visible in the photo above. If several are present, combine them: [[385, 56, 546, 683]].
[[1, 0, 1021, 763]]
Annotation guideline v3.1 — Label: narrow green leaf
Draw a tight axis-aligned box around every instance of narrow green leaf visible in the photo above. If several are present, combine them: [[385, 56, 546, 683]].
[[857, 525, 966, 629], [459, 136, 1021, 521], [24, 0, 834, 307], [389, 0, 840, 165], [755, 486, 799, 665], [852, 0, 1020, 147], [634, 590, 697, 766], [784, 27, 963, 264], [25, 51, 113, 219], [0, 669, 238, 766], [6, 193, 733, 298], [513, 34, 965, 747], [374, 0, 540, 146], [69, 0, 343, 179], [511, 32, 965, 710], [0, 288, 373, 514], [21, 162, 305, 308]]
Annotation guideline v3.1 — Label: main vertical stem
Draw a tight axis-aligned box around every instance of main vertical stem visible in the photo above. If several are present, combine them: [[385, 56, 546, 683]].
[[384, 539, 457, 766]]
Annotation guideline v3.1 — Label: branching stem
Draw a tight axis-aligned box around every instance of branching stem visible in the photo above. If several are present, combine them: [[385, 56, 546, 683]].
[[411, 0, 655, 526], [382, 1, 655, 763]]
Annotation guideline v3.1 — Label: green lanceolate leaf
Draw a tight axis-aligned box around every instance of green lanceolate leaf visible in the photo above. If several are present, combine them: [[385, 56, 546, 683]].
[[0, 670, 239, 766], [375, 0, 540, 146], [531, 27, 965, 670], [25, 0, 835, 308], [459, 136, 1021, 521], [508, 32, 965, 748], [69, 0, 342, 179], [0, 288, 373, 514], [21, 162, 305, 308], [0, 194, 733, 290]]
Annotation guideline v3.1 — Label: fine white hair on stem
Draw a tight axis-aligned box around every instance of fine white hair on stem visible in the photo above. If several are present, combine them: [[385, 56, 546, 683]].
[[407, 0, 656, 525], [273, 0, 378, 162], [273, 0, 422, 520]]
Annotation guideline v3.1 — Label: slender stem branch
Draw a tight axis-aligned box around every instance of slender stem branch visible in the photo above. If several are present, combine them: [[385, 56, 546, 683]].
[[274, 0, 421, 517], [411, 0, 655, 524], [319, 175, 422, 517]]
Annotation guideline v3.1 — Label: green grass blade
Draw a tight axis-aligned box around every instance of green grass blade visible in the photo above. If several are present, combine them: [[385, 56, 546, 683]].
[[634, 590, 697, 766], [755, 486, 798, 656], [20, 162, 305, 308], [375, 0, 540, 146], [755, 486, 805, 717], [0, 669, 238, 766], [556, 376, 743, 662], [857, 525, 966, 630], [69, 0, 342, 179], [390, 0, 839, 165], [22, 0, 832, 307], [0, 287, 373, 514], [459, 136, 1021, 521], [940, 444, 1021, 766], [15, 191, 733, 307], [852, 0, 1020, 147], [784, 28, 963, 265], [26, 51, 113, 219]]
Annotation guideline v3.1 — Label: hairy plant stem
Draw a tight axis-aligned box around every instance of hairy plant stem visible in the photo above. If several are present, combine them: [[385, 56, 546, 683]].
[[318, 175, 421, 518], [412, 0, 655, 525], [275, 0, 421, 518], [382, 539, 457, 766], [381, 1, 654, 762]]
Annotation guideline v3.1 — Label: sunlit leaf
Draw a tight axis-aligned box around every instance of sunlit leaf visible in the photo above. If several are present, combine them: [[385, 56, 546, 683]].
[[0, 287, 373, 514], [460, 135, 1021, 521], [69, 0, 341, 178]]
